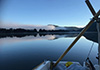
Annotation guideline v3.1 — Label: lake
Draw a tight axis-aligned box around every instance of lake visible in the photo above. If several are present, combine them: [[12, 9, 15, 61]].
[[0, 33, 98, 70]]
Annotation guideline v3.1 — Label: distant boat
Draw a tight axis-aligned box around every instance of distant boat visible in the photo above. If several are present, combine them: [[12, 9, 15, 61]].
[[33, 0, 100, 70]]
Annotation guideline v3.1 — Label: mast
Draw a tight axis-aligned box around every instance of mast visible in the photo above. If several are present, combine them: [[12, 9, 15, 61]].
[[97, 19, 100, 65], [98, 23, 100, 66]]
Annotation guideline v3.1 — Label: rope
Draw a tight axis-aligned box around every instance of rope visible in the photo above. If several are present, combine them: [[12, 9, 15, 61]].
[[87, 42, 94, 58]]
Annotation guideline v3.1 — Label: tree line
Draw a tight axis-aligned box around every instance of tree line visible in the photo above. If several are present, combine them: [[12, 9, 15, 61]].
[[0, 28, 37, 33], [0, 28, 75, 34]]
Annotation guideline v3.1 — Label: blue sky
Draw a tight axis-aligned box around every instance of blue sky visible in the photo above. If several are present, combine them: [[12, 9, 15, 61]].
[[1, 0, 100, 27]]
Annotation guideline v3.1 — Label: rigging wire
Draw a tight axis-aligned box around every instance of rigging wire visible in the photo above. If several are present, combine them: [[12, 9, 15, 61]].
[[85, 42, 95, 70], [87, 42, 94, 58]]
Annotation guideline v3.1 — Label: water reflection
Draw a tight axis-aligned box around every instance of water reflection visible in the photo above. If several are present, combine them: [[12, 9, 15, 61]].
[[0, 33, 79, 44], [0, 32, 98, 43], [84, 32, 98, 43], [0, 33, 98, 70]]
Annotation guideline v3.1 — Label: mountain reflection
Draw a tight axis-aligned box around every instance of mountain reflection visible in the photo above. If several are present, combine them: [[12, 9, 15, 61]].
[[0, 32, 98, 43], [0, 33, 78, 43], [83, 32, 98, 43]]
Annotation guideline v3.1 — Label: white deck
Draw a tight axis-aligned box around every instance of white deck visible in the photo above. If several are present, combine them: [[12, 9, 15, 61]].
[[33, 61, 100, 70], [34, 61, 84, 70]]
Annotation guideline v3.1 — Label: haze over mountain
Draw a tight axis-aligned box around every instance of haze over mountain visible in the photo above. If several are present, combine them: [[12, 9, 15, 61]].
[[0, 22, 81, 31]]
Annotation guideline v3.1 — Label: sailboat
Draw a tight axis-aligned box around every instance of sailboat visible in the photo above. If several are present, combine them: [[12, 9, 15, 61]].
[[33, 0, 100, 70]]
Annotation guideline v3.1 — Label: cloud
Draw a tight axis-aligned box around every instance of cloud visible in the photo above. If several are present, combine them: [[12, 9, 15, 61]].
[[0, 22, 55, 30]]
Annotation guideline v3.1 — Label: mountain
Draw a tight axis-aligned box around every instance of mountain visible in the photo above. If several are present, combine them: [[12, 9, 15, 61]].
[[84, 22, 97, 32], [83, 22, 98, 43], [48, 24, 81, 31]]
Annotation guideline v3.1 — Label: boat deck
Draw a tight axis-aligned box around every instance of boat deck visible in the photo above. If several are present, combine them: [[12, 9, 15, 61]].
[[33, 61, 87, 70]]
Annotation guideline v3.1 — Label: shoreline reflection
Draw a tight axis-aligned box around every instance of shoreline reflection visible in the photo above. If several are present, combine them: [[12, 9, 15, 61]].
[[0, 32, 97, 44]]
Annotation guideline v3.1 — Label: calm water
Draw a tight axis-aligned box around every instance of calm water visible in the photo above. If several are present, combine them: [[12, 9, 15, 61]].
[[0, 33, 98, 70]]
